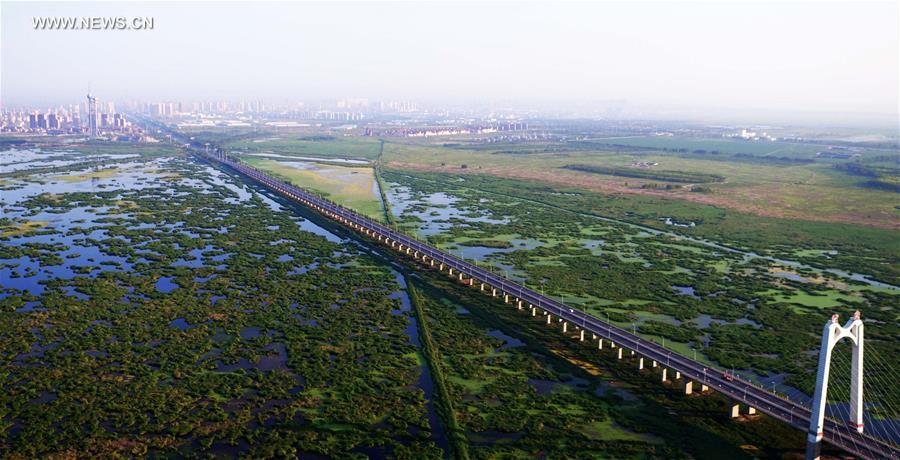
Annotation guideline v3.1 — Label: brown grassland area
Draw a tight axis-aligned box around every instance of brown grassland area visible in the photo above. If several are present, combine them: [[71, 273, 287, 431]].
[[382, 141, 899, 230]]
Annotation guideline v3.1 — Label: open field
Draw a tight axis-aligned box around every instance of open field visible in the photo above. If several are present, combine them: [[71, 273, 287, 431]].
[[243, 157, 384, 220], [225, 134, 383, 161], [381, 140, 899, 229], [574, 136, 894, 159]]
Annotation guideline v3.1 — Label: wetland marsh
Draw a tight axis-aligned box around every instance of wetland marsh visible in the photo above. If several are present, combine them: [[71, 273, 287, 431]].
[[1, 140, 894, 458]]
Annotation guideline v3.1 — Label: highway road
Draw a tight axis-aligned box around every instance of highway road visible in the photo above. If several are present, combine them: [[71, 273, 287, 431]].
[[189, 147, 897, 460]]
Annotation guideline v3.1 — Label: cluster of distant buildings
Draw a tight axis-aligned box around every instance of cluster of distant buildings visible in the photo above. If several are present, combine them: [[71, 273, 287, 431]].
[[133, 98, 419, 120], [725, 128, 777, 142], [0, 97, 138, 138], [137, 98, 428, 129], [365, 121, 528, 138], [134, 100, 268, 117], [472, 132, 561, 144]]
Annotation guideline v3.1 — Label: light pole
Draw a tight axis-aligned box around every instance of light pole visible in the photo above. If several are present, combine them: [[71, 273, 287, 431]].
[[606, 312, 611, 338]]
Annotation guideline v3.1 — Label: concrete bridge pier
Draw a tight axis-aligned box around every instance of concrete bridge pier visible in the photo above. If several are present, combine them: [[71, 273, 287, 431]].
[[701, 384, 709, 392], [747, 407, 757, 415], [517, 299, 523, 309], [503, 294, 510, 304], [448, 268, 454, 276], [580, 330, 585, 341], [661, 368, 668, 382], [480, 283, 485, 291], [617, 348, 624, 359], [439, 263, 445, 271], [598, 339, 603, 350], [638, 357, 644, 370], [652, 360, 658, 368], [562, 322, 568, 333], [468, 278, 474, 286], [546, 314, 552, 325], [491, 288, 497, 297], [675, 371, 681, 380], [730, 403, 740, 418], [457, 272, 464, 281], [532, 306, 537, 317]]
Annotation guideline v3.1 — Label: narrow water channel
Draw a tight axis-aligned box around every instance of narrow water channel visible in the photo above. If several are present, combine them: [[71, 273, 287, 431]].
[[247, 178, 451, 455]]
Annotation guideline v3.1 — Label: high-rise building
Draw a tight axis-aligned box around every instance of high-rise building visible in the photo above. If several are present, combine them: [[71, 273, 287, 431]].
[[28, 113, 37, 129], [48, 113, 60, 130], [37, 113, 47, 129], [87, 93, 98, 138]]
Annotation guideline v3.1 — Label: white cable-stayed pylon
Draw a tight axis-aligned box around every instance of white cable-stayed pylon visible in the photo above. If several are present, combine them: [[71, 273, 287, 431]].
[[806, 311, 864, 460], [826, 353, 868, 456], [831, 338, 900, 451], [821, 353, 857, 442]]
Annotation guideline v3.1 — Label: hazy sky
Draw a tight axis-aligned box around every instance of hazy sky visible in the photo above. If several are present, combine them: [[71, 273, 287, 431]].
[[2, 1, 898, 119]]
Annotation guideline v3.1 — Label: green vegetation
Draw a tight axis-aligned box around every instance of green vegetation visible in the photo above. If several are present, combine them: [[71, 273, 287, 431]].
[[564, 164, 724, 183], [396, 263, 807, 458], [575, 136, 889, 160], [408, 281, 469, 460], [0, 151, 440, 457], [225, 134, 383, 161], [380, 169, 899, 403], [3, 131, 895, 458], [384, 169, 899, 285], [380, 137, 899, 230], [243, 157, 385, 220], [0, 219, 47, 239]]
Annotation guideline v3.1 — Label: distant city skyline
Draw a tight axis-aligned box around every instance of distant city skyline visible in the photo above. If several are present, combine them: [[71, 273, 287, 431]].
[[2, 2, 898, 126]]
